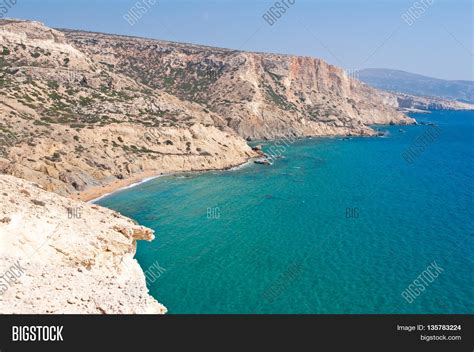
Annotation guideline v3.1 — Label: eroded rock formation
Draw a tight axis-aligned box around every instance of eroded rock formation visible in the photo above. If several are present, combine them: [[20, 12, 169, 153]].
[[0, 174, 166, 314]]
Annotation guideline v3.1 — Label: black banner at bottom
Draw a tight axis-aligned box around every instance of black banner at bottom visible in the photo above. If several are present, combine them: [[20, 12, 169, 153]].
[[0, 315, 472, 351]]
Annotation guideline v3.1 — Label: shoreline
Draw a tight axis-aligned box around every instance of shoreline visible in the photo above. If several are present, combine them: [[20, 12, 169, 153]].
[[80, 158, 256, 203], [79, 120, 421, 203], [86, 173, 164, 203], [75, 170, 164, 203]]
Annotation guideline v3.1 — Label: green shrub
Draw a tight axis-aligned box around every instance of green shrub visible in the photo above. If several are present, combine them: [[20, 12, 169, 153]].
[[47, 81, 59, 90], [79, 96, 93, 106]]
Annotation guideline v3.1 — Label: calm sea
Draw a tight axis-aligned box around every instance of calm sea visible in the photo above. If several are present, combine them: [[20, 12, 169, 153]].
[[97, 110, 473, 313]]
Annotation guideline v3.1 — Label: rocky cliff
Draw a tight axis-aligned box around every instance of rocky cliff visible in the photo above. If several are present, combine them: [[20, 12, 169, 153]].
[[65, 29, 414, 140], [1, 20, 471, 198], [0, 19, 257, 197], [390, 93, 474, 112], [0, 174, 166, 314]]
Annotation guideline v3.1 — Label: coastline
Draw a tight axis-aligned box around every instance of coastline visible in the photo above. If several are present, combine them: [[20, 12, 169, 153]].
[[78, 170, 163, 203], [116, 109, 473, 314], [79, 122, 419, 204], [80, 158, 256, 203]]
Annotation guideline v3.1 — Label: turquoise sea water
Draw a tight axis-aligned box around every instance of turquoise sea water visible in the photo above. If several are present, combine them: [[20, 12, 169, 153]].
[[97, 110, 473, 314]]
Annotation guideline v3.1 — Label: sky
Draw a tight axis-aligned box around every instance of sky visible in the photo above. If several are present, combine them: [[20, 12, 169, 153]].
[[5, 0, 473, 80]]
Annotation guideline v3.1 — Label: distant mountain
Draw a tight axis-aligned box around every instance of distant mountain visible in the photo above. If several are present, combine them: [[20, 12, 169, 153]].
[[358, 69, 474, 104]]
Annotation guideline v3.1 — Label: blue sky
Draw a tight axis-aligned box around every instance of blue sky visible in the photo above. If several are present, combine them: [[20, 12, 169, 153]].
[[6, 0, 473, 80]]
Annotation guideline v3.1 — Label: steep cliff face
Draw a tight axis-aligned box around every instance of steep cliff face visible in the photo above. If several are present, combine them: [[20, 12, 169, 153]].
[[65, 30, 414, 140], [0, 174, 166, 314]]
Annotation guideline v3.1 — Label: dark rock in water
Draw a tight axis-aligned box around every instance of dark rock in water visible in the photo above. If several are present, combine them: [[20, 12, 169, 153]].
[[252, 145, 263, 151], [419, 121, 436, 126], [255, 158, 272, 165]]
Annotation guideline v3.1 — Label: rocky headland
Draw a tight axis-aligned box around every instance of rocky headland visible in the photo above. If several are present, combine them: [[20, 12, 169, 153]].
[[0, 174, 166, 314]]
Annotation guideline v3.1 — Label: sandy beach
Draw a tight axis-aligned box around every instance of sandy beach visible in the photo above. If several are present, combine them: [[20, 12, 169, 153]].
[[74, 170, 163, 202], [76, 158, 257, 203]]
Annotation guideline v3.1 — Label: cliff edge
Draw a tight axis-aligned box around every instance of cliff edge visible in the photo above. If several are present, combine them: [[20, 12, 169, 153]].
[[0, 174, 166, 314]]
